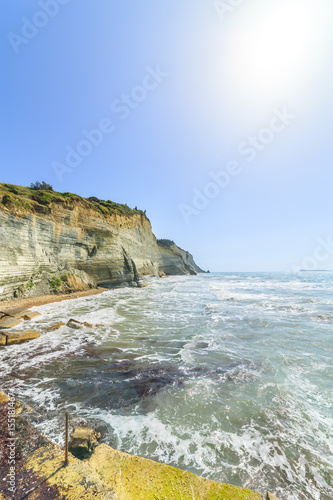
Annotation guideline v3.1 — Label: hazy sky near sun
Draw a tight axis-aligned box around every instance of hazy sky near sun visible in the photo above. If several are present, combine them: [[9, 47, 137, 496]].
[[1, 0, 333, 271]]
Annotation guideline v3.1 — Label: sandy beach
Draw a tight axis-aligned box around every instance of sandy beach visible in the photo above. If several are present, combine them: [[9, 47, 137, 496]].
[[0, 287, 108, 313]]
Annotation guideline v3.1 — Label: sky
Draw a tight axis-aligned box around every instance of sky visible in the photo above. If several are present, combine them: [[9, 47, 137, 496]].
[[1, 0, 333, 272]]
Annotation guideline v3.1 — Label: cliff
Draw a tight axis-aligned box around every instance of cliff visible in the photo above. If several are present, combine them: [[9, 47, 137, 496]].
[[0, 183, 205, 301]]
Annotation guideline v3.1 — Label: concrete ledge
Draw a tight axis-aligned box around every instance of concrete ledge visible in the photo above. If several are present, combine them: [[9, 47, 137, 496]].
[[87, 443, 263, 500]]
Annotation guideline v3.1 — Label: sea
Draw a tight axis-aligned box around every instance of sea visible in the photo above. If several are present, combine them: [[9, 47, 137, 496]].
[[0, 272, 332, 500]]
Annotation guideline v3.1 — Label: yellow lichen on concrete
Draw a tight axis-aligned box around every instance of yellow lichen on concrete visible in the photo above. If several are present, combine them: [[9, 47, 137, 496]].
[[0, 391, 9, 403], [88, 444, 263, 500], [24, 445, 116, 500]]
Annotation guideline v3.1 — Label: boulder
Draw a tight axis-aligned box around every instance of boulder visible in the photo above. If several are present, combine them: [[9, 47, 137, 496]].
[[3, 330, 41, 345], [67, 319, 83, 329], [2, 307, 34, 319], [1, 307, 29, 317], [66, 319, 93, 329], [69, 427, 101, 459], [47, 322, 65, 331], [22, 311, 41, 320], [4, 308, 41, 320], [0, 333, 6, 346], [0, 316, 23, 329]]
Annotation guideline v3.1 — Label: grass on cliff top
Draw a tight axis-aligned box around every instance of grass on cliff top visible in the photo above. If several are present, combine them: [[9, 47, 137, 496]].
[[0, 183, 146, 218]]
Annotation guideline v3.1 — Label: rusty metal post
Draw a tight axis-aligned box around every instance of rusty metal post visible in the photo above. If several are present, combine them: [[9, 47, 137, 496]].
[[65, 411, 69, 466]]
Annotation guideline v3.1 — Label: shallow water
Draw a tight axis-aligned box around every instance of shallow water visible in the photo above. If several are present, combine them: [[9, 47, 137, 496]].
[[1, 272, 332, 499]]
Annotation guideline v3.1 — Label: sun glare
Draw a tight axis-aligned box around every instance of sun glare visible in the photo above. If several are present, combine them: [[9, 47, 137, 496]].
[[224, 0, 325, 105]]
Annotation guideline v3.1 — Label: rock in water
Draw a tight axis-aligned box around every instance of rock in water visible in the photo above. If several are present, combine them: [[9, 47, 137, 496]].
[[66, 319, 93, 329], [0, 316, 23, 329], [67, 318, 83, 329], [1, 330, 41, 345], [22, 311, 41, 320], [1, 307, 30, 318], [2, 308, 41, 320], [69, 427, 101, 459], [47, 322, 65, 331]]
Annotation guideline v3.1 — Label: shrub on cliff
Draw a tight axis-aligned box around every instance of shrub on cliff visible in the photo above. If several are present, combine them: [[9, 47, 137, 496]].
[[49, 277, 61, 290], [157, 239, 175, 247], [30, 181, 53, 191], [1, 194, 13, 207]]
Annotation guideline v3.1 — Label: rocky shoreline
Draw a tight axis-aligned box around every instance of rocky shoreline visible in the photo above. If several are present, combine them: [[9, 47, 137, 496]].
[[0, 289, 109, 347]]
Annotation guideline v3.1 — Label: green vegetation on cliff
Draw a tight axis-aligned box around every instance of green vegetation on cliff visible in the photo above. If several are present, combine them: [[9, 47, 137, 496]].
[[157, 239, 175, 247], [0, 183, 146, 218]]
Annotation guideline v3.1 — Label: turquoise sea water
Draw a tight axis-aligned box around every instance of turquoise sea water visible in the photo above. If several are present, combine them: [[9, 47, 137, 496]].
[[1, 272, 332, 499]]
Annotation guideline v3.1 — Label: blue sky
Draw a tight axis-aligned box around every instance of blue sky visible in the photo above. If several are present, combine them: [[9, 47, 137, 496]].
[[1, 0, 333, 271]]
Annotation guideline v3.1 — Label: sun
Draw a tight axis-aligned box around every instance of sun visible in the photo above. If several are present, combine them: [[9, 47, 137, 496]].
[[223, 0, 327, 106]]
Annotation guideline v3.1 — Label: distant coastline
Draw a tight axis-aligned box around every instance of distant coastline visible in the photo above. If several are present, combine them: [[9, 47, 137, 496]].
[[300, 269, 333, 272]]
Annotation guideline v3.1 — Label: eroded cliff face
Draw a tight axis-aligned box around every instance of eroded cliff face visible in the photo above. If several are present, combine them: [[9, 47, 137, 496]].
[[0, 194, 204, 301]]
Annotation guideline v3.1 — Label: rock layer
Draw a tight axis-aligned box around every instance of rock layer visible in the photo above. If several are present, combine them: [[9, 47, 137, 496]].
[[0, 186, 204, 301]]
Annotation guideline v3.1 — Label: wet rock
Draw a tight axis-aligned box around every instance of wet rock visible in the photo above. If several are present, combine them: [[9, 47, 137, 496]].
[[1, 306, 29, 318], [0, 316, 23, 328], [67, 318, 83, 329], [67, 319, 94, 329], [124, 365, 186, 398], [266, 493, 280, 500], [22, 310, 41, 320], [69, 427, 101, 459], [2, 330, 41, 345], [108, 347, 123, 354], [0, 308, 41, 321], [47, 321, 65, 331], [196, 342, 209, 349], [0, 333, 6, 346], [69, 416, 88, 429]]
